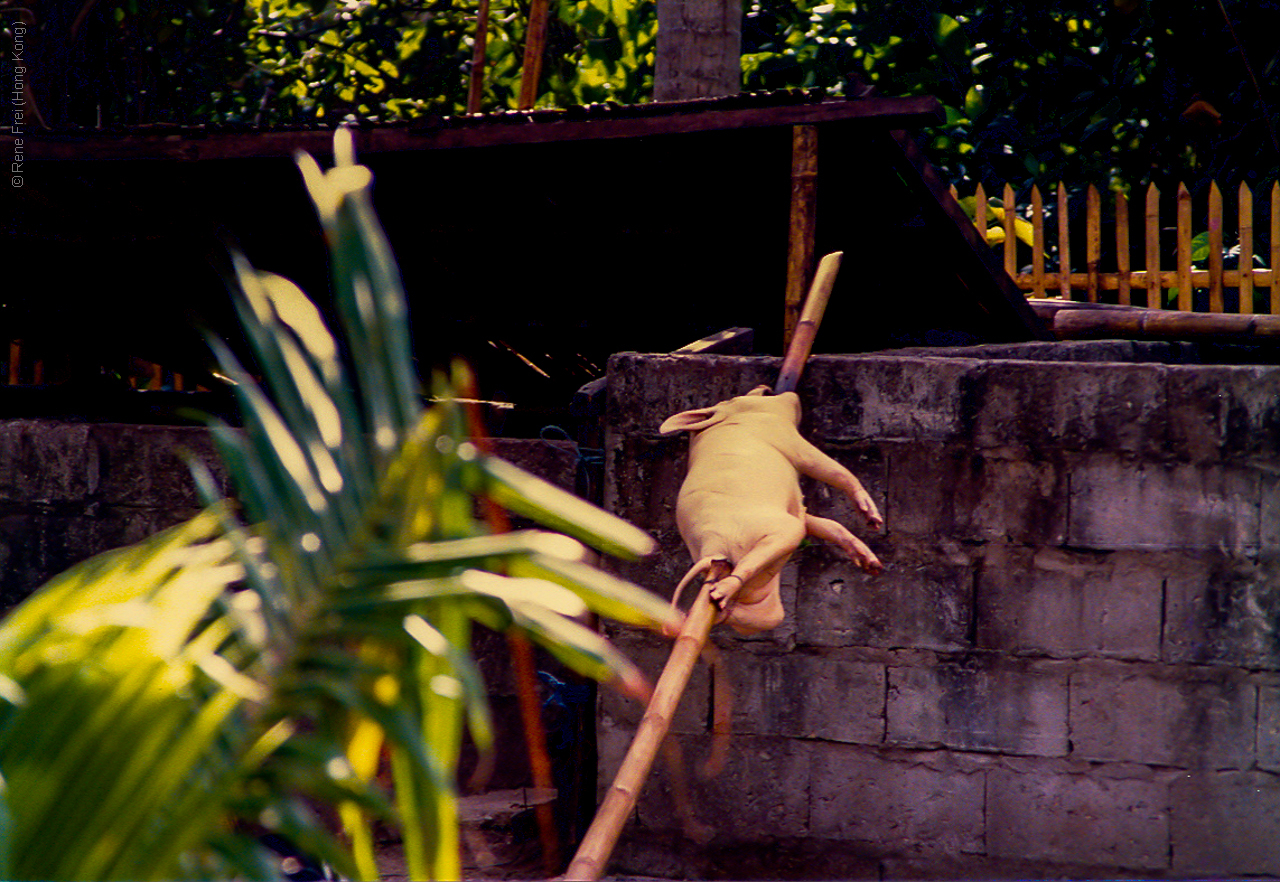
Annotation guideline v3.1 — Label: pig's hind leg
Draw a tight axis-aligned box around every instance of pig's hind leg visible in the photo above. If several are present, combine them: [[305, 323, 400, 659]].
[[806, 513, 882, 575]]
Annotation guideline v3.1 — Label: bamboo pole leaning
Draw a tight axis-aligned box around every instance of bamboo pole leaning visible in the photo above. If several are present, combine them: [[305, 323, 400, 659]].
[[564, 254, 844, 882]]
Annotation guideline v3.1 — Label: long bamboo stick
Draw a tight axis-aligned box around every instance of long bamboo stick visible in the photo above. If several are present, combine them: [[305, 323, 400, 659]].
[[776, 251, 841, 393], [565, 256, 843, 881]]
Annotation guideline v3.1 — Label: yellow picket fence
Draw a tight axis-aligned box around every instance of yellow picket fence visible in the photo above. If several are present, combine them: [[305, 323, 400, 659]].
[[961, 180, 1280, 314]]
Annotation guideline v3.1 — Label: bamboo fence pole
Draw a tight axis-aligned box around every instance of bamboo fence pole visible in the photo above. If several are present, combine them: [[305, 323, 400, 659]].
[[1271, 183, 1280, 314], [1057, 182, 1071, 300], [974, 182, 988, 244], [1176, 183, 1193, 312], [1002, 184, 1017, 279], [1086, 184, 1101, 303], [565, 258, 842, 881], [1239, 182, 1254, 313], [1144, 184, 1161, 308], [1031, 186, 1045, 296], [1208, 181, 1224, 312], [1116, 189, 1131, 306]]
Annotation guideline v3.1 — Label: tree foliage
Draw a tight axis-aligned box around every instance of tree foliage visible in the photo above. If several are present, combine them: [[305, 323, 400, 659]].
[[5, 0, 1278, 190]]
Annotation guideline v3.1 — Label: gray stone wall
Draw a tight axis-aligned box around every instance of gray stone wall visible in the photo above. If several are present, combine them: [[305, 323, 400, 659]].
[[599, 347, 1280, 880], [0, 420, 228, 610]]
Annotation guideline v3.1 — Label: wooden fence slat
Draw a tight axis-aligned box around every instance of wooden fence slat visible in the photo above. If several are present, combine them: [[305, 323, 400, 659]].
[[1116, 189, 1131, 306], [1239, 181, 1254, 314], [975, 182, 988, 244], [1086, 184, 1101, 303], [1003, 184, 1017, 278], [1031, 185, 1046, 297], [967, 178, 1278, 317], [1272, 182, 1280, 314], [1057, 182, 1072, 299], [1208, 181, 1224, 312], [1145, 184, 1161, 308], [1176, 183, 1193, 312]]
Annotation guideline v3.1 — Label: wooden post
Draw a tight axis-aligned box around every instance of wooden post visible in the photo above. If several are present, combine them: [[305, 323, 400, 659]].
[[467, 0, 491, 114], [518, 0, 550, 109], [785, 125, 819, 348]]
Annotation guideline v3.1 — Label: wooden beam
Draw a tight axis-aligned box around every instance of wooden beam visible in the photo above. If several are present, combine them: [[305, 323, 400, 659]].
[[13, 96, 944, 162]]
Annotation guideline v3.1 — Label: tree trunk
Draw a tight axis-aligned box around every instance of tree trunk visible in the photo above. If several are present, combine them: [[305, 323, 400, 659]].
[[654, 0, 742, 102]]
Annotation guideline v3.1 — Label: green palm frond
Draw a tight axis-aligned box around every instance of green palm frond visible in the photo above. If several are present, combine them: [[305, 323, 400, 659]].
[[0, 128, 674, 881]]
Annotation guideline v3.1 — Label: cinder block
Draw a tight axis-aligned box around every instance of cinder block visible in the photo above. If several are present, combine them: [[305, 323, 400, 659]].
[[987, 766, 1168, 869], [969, 361, 1169, 458], [0, 421, 97, 503], [1067, 456, 1259, 551], [887, 656, 1069, 757], [887, 443, 1066, 545], [1163, 552, 1280, 670], [977, 546, 1163, 660], [1171, 770, 1280, 875], [605, 352, 776, 437], [794, 542, 973, 651], [1259, 682, 1280, 772], [730, 651, 885, 744], [1069, 660, 1256, 768], [627, 733, 812, 841], [809, 744, 985, 854], [802, 355, 977, 443], [1165, 365, 1280, 464]]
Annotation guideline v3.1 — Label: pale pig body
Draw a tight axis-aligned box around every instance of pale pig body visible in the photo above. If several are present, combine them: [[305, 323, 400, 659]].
[[660, 385, 883, 634]]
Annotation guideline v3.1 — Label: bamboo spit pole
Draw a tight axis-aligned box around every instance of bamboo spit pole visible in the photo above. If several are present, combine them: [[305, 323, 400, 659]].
[[564, 254, 845, 881]]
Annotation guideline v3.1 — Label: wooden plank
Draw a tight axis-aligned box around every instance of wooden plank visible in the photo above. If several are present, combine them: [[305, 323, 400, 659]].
[[1176, 183, 1192, 311], [15, 95, 946, 161], [1208, 181, 1224, 312], [1116, 189, 1131, 306], [1003, 183, 1017, 279], [1057, 182, 1071, 299], [784, 125, 819, 348], [1144, 184, 1161, 308], [1044, 302, 1280, 341], [1086, 184, 1101, 303], [1239, 181, 1254, 313], [1031, 185, 1046, 297], [1272, 182, 1280, 314]]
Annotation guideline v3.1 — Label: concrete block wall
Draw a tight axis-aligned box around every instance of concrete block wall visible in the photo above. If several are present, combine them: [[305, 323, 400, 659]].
[[599, 345, 1280, 880], [0, 420, 229, 610]]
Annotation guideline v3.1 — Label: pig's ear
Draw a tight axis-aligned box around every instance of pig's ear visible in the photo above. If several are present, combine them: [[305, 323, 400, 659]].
[[659, 406, 725, 434]]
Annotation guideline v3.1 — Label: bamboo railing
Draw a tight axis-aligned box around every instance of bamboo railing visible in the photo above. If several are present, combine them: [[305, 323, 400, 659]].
[[962, 180, 1280, 315]]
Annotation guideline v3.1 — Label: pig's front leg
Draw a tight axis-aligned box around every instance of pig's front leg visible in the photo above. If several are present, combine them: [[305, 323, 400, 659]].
[[706, 514, 805, 615], [790, 442, 884, 530], [805, 513, 882, 574]]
